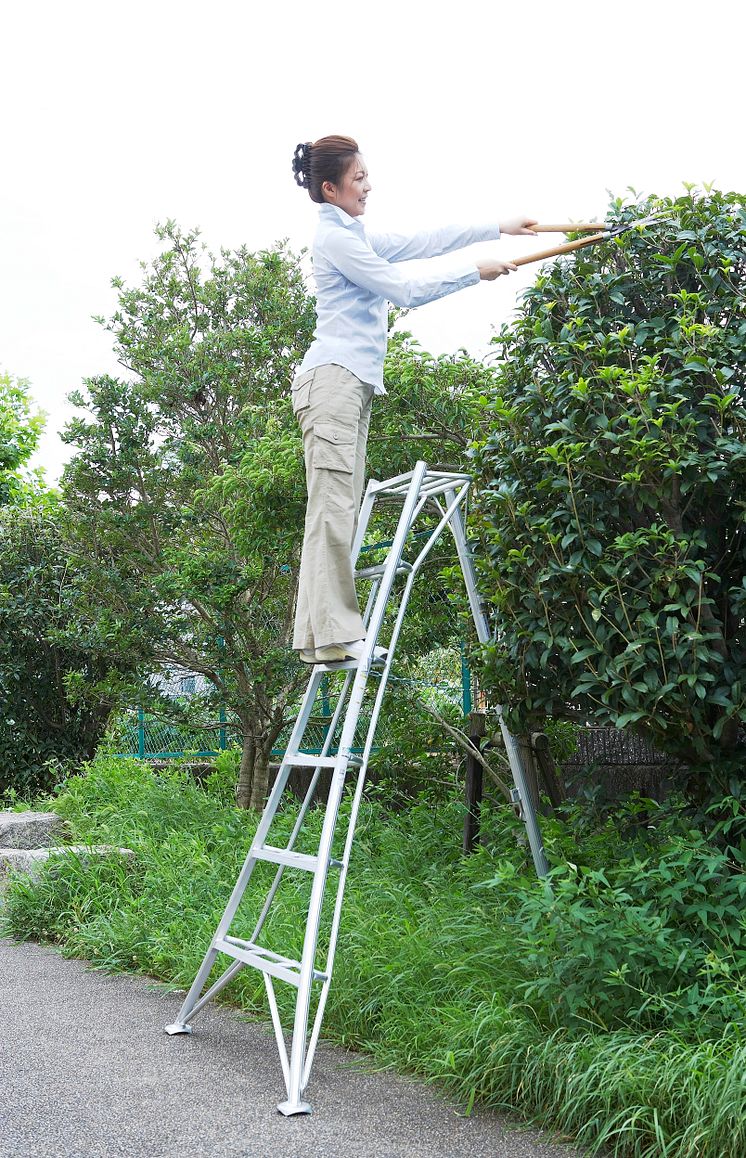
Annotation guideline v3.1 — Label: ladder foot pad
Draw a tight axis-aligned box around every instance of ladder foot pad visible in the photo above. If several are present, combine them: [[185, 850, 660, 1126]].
[[277, 1100, 312, 1117]]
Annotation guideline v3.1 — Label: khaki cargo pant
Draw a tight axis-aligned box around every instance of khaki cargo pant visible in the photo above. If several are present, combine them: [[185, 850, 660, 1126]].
[[292, 364, 375, 651]]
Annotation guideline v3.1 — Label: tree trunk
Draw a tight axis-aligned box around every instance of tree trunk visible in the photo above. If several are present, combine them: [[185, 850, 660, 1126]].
[[248, 747, 271, 812], [235, 732, 256, 809]]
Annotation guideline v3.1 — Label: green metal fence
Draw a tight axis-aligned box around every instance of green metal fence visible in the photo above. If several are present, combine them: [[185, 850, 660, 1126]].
[[114, 527, 476, 762], [115, 659, 472, 760]]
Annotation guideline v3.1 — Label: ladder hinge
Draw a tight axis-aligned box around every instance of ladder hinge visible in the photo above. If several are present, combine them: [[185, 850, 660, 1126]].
[[510, 787, 525, 819]]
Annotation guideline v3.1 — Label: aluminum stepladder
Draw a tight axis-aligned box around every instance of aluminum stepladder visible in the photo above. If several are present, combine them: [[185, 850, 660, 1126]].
[[164, 460, 548, 1115]]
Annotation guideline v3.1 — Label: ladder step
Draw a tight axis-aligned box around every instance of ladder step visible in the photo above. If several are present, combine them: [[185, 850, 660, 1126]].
[[253, 844, 347, 873], [253, 845, 319, 872], [285, 752, 364, 769], [287, 753, 337, 768], [309, 655, 386, 673], [355, 561, 413, 581], [217, 937, 328, 986]]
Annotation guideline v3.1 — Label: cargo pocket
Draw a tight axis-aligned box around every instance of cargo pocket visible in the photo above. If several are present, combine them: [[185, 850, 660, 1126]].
[[291, 369, 315, 415], [313, 422, 356, 473]]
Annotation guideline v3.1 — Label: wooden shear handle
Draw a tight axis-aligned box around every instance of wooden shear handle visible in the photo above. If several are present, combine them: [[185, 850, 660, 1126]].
[[530, 223, 606, 232], [512, 231, 608, 268]]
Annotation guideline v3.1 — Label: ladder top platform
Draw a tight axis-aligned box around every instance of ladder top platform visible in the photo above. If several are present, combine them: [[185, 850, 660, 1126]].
[[367, 467, 472, 498]]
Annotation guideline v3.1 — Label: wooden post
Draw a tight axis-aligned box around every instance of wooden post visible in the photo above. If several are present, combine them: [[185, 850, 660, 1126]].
[[463, 711, 486, 854], [516, 734, 541, 812], [531, 732, 566, 810]]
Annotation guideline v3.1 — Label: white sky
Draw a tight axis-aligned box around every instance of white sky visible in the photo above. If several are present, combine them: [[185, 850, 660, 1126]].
[[2, 0, 744, 484]]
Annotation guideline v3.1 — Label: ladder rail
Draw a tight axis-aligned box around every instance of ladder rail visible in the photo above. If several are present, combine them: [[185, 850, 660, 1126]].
[[250, 667, 357, 944], [302, 755, 369, 1087], [172, 957, 244, 1027], [282, 744, 359, 1106], [285, 463, 434, 1106], [300, 473, 445, 1088], [407, 482, 471, 576], [350, 477, 380, 563]]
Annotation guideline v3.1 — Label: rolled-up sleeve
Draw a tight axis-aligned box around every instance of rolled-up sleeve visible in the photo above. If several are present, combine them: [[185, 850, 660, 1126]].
[[323, 226, 480, 309]]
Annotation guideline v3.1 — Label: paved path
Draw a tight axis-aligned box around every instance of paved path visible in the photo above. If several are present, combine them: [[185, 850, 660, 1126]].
[[0, 937, 583, 1158]]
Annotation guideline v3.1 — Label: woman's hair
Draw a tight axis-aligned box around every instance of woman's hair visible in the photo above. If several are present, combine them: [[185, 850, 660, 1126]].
[[292, 135, 360, 204]]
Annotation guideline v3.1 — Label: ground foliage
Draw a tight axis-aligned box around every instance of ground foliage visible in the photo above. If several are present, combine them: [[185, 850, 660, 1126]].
[[3, 756, 746, 1156], [472, 189, 746, 790]]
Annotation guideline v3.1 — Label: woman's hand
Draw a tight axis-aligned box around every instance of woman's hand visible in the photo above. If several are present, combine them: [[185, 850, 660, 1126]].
[[478, 259, 518, 280], [498, 217, 539, 236]]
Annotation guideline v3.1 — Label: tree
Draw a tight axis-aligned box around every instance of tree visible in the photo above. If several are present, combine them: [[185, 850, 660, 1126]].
[[62, 223, 316, 809], [366, 334, 499, 792], [374, 329, 494, 472], [0, 506, 139, 796], [0, 371, 44, 505], [472, 188, 746, 787], [371, 330, 493, 664]]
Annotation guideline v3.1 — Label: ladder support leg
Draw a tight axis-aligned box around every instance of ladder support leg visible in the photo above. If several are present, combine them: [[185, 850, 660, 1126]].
[[279, 755, 351, 1114], [446, 491, 549, 878], [165, 945, 222, 1032]]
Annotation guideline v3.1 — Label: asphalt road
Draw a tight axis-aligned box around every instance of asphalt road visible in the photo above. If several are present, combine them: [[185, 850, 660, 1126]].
[[0, 937, 583, 1158]]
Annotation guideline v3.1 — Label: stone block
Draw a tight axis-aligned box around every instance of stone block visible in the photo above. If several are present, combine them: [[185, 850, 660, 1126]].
[[0, 811, 68, 849]]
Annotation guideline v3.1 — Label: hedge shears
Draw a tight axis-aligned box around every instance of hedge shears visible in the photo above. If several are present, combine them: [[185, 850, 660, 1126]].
[[512, 210, 674, 267]]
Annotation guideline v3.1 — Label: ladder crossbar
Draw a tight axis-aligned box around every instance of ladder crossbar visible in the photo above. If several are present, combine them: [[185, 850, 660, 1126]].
[[367, 468, 471, 498], [355, 560, 413, 580], [286, 751, 363, 768], [218, 937, 329, 986]]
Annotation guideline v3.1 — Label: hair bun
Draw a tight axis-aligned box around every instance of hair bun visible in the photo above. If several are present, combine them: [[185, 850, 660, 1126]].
[[292, 141, 312, 188]]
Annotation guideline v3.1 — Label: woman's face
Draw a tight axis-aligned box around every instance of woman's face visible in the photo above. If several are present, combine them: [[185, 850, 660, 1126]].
[[324, 155, 371, 217]]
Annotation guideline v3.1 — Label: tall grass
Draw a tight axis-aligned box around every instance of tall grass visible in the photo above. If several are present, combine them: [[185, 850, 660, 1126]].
[[2, 756, 745, 1157]]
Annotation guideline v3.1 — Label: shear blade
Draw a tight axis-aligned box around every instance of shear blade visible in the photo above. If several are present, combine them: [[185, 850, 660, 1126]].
[[606, 209, 674, 238]]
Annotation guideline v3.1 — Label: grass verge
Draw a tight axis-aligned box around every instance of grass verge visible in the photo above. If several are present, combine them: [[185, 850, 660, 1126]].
[[2, 756, 745, 1157]]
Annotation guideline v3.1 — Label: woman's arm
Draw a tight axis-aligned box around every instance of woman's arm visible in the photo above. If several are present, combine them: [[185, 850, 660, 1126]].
[[367, 217, 537, 262], [321, 226, 483, 309]]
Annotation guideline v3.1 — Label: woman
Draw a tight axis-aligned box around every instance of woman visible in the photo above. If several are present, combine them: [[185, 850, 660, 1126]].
[[291, 134, 536, 665]]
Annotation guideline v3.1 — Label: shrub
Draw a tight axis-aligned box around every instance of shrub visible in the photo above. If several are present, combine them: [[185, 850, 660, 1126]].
[[473, 188, 746, 795]]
